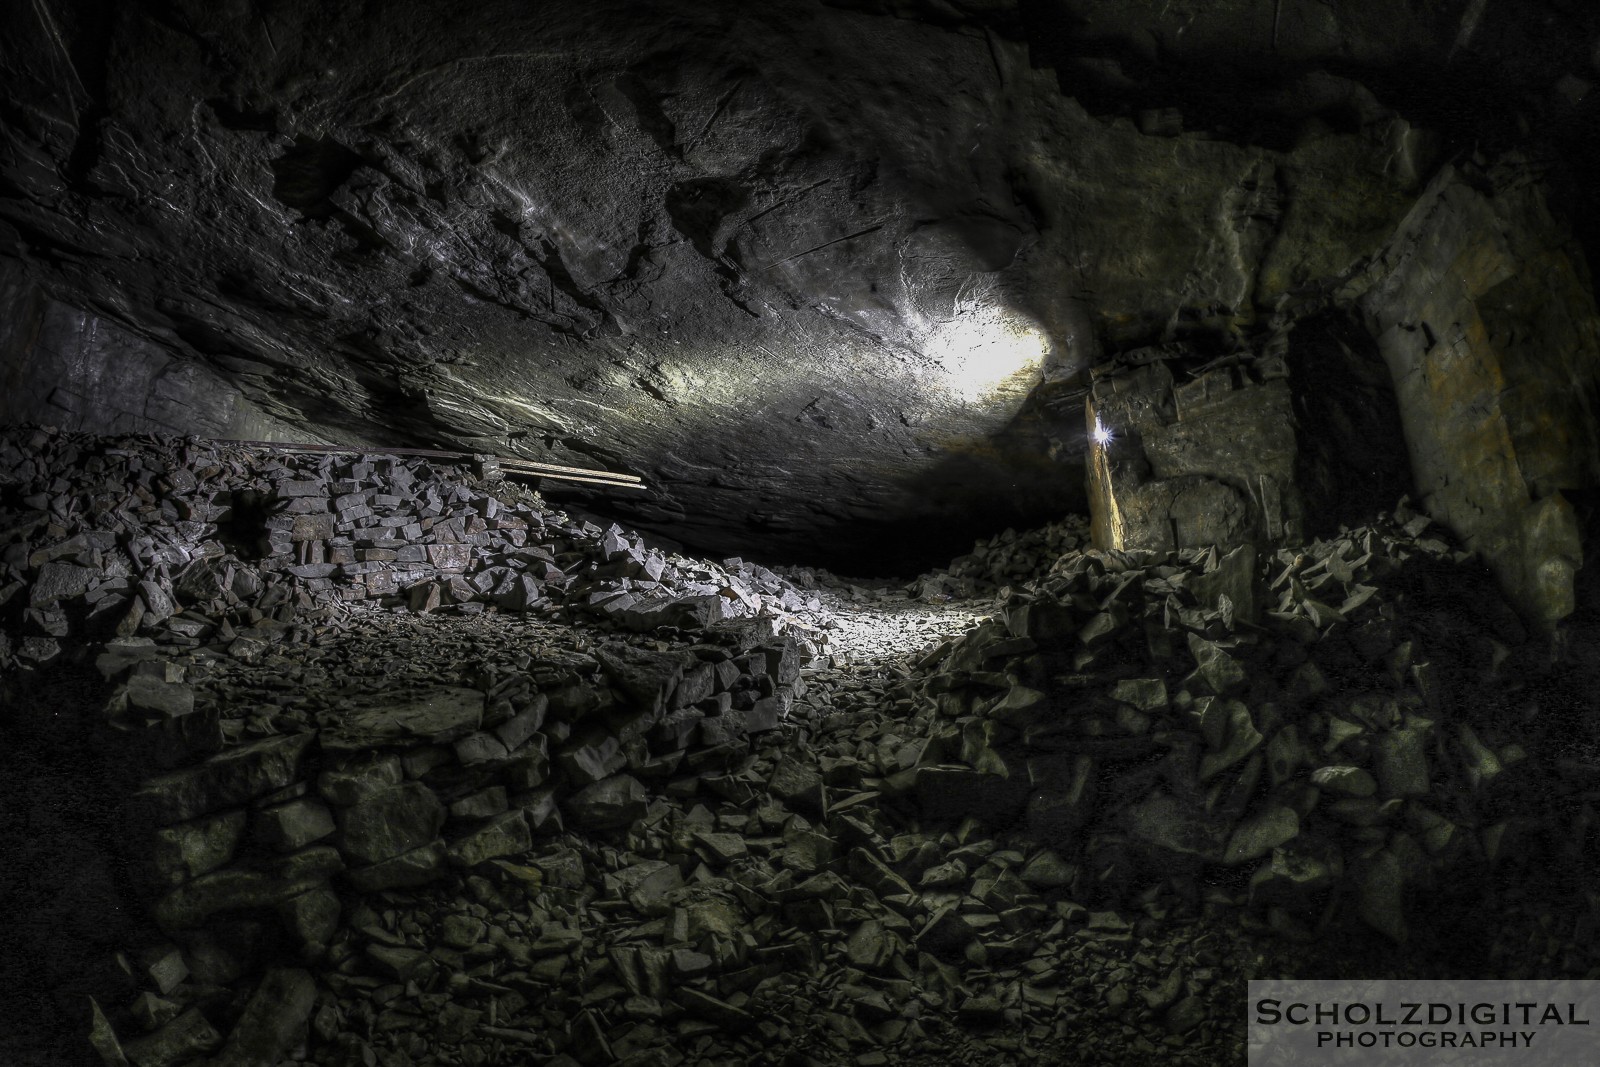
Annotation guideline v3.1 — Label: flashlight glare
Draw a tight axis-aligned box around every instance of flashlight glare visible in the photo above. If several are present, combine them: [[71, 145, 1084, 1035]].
[[1093, 416, 1113, 446]]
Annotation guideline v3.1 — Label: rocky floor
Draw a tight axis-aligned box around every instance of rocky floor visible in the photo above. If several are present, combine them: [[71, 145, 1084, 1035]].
[[5, 431, 1600, 1066], [14, 601, 1251, 1067]]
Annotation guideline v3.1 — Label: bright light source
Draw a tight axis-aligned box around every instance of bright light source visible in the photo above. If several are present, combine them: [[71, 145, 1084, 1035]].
[[1093, 415, 1114, 446], [923, 303, 1048, 402]]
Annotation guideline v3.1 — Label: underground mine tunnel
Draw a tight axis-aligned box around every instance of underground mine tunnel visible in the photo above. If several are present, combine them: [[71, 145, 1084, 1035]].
[[8, 0, 1600, 1064]]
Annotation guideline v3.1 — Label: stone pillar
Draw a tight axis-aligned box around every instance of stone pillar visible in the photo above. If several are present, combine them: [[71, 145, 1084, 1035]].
[[1355, 156, 1600, 630]]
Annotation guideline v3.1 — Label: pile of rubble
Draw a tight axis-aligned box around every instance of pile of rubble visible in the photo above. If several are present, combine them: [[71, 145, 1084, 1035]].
[[801, 508, 1597, 965], [905, 518, 1088, 602], [0, 427, 827, 673], [6, 429, 1599, 1067], [79, 613, 829, 1067], [894, 521, 1550, 945], [57, 616, 1257, 1067]]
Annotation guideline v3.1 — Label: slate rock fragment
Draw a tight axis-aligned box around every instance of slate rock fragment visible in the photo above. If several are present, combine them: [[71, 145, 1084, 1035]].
[[337, 783, 447, 866], [121, 1008, 222, 1067], [133, 733, 317, 823], [566, 774, 649, 830], [212, 967, 317, 1067], [448, 809, 532, 867], [256, 798, 336, 852], [151, 810, 248, 885]]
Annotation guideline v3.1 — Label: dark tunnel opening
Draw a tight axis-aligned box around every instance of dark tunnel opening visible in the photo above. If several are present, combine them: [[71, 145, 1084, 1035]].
[[1285, 310, 1414, 540]]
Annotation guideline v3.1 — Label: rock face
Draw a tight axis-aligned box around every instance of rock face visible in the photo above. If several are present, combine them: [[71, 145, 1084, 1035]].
[[1078, 154, 1600, 628], [1085, 350, 1303, 554], [1350, 157, 1600, 629], [3, 0, 1552, 571], [4, 0, 1600, 585]]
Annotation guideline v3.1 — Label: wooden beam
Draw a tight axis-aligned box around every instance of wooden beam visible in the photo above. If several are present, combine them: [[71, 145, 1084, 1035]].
[[507, 470, 647, 490], [495, 459, 641, 483]]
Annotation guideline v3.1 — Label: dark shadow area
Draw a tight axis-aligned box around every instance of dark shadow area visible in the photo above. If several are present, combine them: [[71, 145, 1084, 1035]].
[[1381, 547, 1598, 977], [214, 487, 272, 561], [591, 370, 1093, 578], [1014, 0, 1593, 154], [1, 661, 150, 1067], [270, 136, 364, 220], [801, 488, 1079, 579], [1538, 486, 1600, 760], [1286, 309, 1414, 538], [818, 377, 1092, 577]]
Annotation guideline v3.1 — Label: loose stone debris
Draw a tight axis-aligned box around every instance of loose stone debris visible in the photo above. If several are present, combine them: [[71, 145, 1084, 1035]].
[[4, 427, 1599, 1067]]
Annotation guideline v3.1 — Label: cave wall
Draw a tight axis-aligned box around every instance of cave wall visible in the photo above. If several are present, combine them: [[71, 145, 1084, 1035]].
[[5, 0, 1600, 601], [1079, 156, 1600, 627], [0, 258, 311, 441], [0, 0, 1439, 569]]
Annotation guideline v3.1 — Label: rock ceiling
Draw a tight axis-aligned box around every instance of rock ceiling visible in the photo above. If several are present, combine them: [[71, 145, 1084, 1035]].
[[3, 0, 1599, 569]]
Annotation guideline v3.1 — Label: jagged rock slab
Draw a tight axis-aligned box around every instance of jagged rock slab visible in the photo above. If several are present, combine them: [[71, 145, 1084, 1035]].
[[320, 688, 485, 753], [131, 733, 318, 824]]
